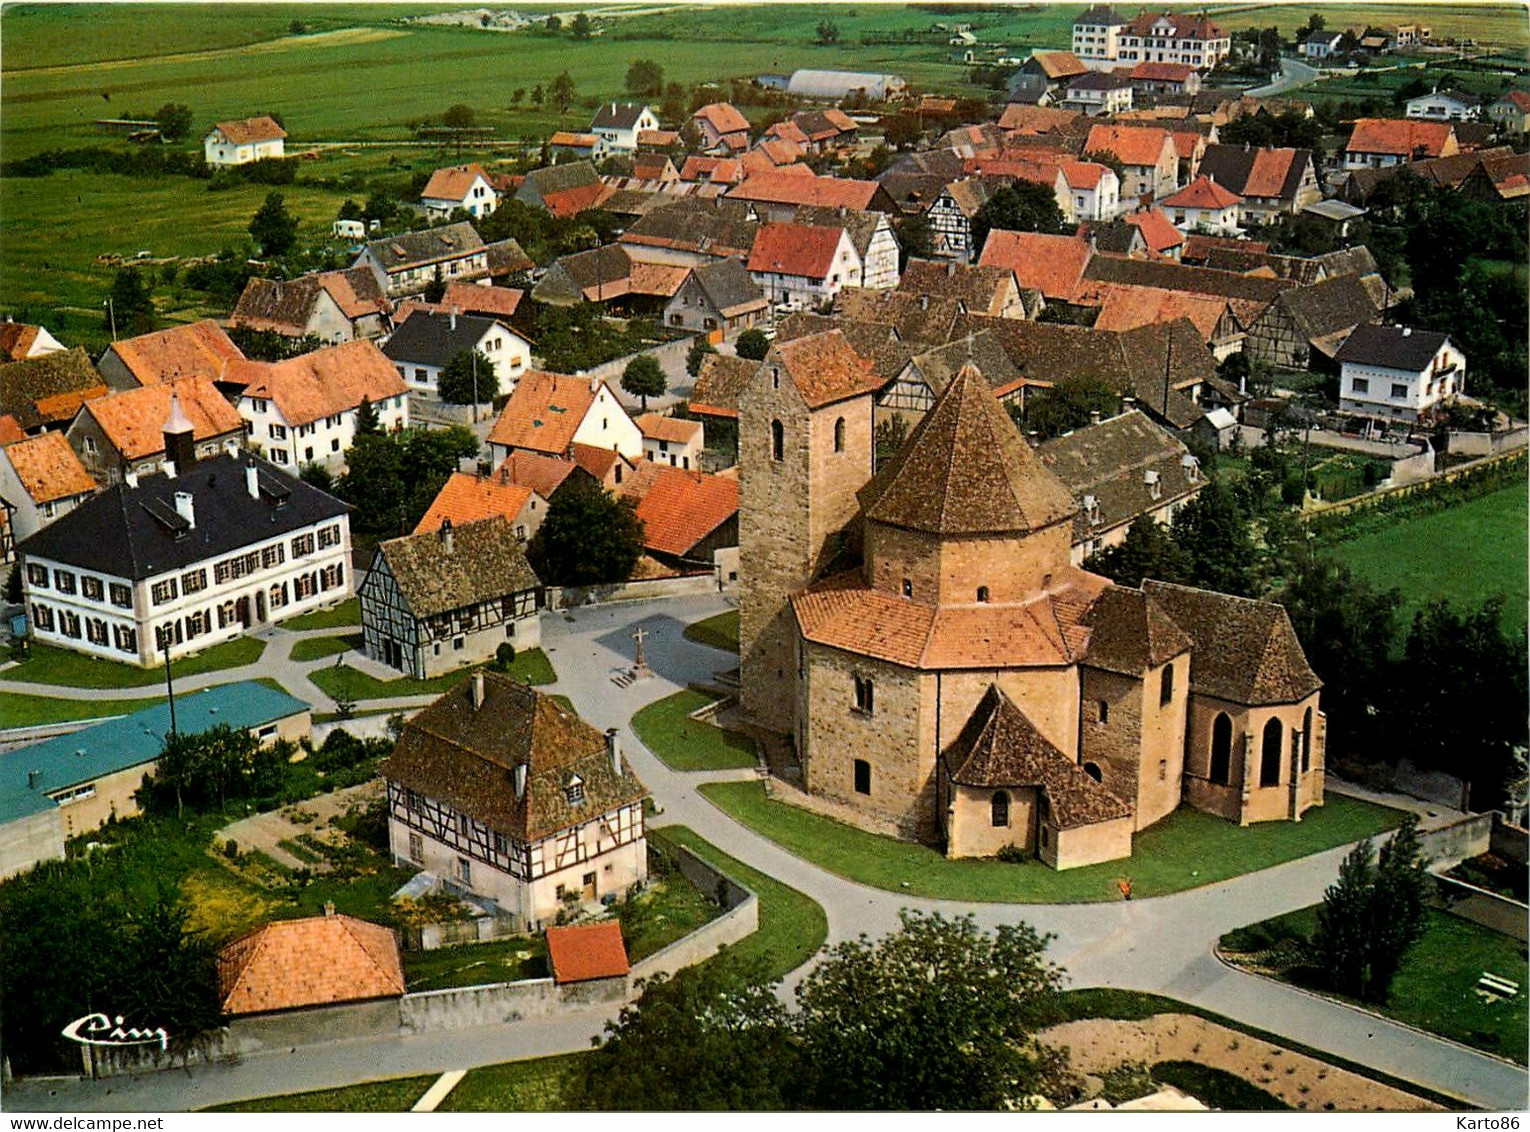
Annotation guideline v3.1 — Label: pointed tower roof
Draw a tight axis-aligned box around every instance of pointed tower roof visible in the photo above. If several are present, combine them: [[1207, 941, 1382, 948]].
[[859, 362, 1077, 536], [162, 390, 194, 436], [1080, 585, 1193, 676]]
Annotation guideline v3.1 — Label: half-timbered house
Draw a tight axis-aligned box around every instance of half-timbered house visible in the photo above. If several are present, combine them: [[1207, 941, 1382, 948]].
[[380, 671, 649, 929], [358, 515, 542, 679]]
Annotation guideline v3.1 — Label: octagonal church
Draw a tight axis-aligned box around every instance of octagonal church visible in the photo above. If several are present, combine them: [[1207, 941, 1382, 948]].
[[738, 330, 1324, 869]]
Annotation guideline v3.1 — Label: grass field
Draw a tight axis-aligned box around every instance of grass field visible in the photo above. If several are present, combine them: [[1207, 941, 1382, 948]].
[[682, 609, 739, 654], [630, 689, 756, 772], [439, 1052, 589, 1112], [1326, 486, 1528, 633], [283, 599, 360, 631], [308, 647, 554, 702], [700, 782, 1405, 904], [289, 633, 363, 662], [207, 1074, 436, 1113], [3, 635, 263, 688], [401, 937, 548, 992]]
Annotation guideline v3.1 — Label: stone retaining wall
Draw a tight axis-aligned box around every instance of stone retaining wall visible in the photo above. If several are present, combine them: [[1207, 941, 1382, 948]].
[[550, 572, 719, 609]]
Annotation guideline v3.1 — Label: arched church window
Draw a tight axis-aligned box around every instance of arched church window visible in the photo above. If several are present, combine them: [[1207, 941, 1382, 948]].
[[771, 419, 784, 461], [834, 417, 846, 452], [1209, 713, 1232, 785], [1260, 718, 1283, 787]]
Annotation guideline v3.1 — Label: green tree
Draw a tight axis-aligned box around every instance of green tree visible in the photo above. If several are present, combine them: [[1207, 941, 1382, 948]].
[[154, 102, 193, 141], [437, 348, 498, 405], [442, 103, 476, 130], [660, 81, 689, 125], [626, 59, 664, 97], [550, 71, 578, 114], [971, 181, 1066, 248], [544, 13, 561, 31], [1306, 12, 1326, 32], [1170, 478, 1257, 597], [107, 266, 156, 335], [686, 335, 718, 377], [1367, 817, 1431, 999], [298, 462, 334, 493], [337, 198, 363, 221], [248, 191, 298, 257], [621, 354, 667, 410], [1020, 373, 1119, 441], [336, 426, 478, 534], [511, 88, 526, 108], [883, 113, 921, 149], [895, 213, 935, 264], [530, 84, 545, 108], [354, 395, 381, 435], [570, 12, 591, 40], [1311, 838, 1376, 999], [795, 911, 1075, 1110], [140, 724, 277, 816], [1084, 515, 1191, 588], [734, 328, 770, 361], [815, 18, 839, 44], [526, 481, 645, 586], [583, 960, 799, 1109]]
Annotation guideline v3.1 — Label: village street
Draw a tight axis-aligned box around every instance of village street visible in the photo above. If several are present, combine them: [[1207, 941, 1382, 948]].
[[6, 593, 1527, 1113]]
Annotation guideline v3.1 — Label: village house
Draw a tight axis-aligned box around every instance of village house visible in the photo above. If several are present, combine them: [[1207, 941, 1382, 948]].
[[618, 198, 760, 267], [0, 321, 65, 362], [0, 682, 309, 879], [978, 230, 1090, 303], [1072, 5, 1129, 68], [692, 102, 752, 153], [0, 431, 97, 551], [1487, 90, 1530, 135], [66, 377, 244, 484], [1299, 30, 1344, 60], [358, 516, 542, 678], [1342, 118, 1458, 170], [1063, 71, 1134, 116], [237, 339, 410, 471], [635, 413, 705, 470], [1335, 324, 1465, 423], [353, 223, 492, 301], [1195, 145, 1320, 224], [1158, 175, 1242, 234], [590, 103, 661, 155], [493, 449, 602, 502], [203, 116, 286, 167], [420, 163, 501, 219], [688, 353, 759, 426], [875, 332, 1024, 433], [1406, 88, 1481, 123], [1128, 62, 1202, 96], [17, 448, 351, 667], [748, 222, 862, 311], [662, 259, 768, 337], [927, 179, 994, 262], [1062, 161, 1123, 222], [1084, 124, 1180, 200], [679, 155, 748, 187], [900, 260, 1028, 320], [230, 268, 395, 344], [547, 132, 606, 164], [0, 349, 110, 435], [531, 245, 689, 312], [617, 462, 739, 571], [1010, 50, 1091, 103], [1242, 273, 1382, 370], [1091, 285, 1243, 359], [96, 320, 245, 392], [486, 372, 643, 465], [381, 309, 531, 401], [380, 673, 649, 930], [796, 206, 901, 291], [728, 171, 897, 222], [416, 470, 548, 543], [436, 282, 525, 322]]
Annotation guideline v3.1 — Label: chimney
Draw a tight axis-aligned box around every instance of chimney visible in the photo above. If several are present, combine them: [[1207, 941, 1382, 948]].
[[450, 308, 457, 332], [605, 728, 621, 776], [513, 762, 528, 799], [440, 516, 454, 554], [323, 900, 336, 918], [471, 669, 484, 709], [246, 464, 260, 500], [173, 491, 195, 529]]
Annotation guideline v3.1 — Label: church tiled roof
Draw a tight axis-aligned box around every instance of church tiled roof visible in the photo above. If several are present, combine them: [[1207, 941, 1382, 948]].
[[770, 330, 883, 409], [1079, 585, 1192, 676], [860, 362, 1077, 537]]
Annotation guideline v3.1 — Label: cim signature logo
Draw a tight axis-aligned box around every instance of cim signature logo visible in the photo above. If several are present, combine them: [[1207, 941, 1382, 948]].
[[61, 1013, 169, 1051]]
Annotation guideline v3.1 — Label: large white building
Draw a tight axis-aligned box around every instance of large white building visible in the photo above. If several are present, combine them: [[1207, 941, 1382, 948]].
[[1335, 325, 1465, 423], [1114, 11, 1230, 69], [17, 449, 351, 668], [380, 673, 649, 931]]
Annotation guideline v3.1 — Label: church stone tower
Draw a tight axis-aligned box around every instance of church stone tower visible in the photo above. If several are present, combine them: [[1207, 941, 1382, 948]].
[[737, 331, 880, 730]]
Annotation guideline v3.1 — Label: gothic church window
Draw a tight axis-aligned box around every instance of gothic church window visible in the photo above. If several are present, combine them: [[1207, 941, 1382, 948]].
[[1210, 713, 1232, 785], [853, 674, 875, 715], [771, 419, 784, 461], [1260, 718, 1283, 787], [1160, 662, 1174, 706]]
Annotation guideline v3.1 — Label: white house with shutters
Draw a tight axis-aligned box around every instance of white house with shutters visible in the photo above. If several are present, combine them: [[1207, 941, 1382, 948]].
[[1335, 325, 1466, 423]]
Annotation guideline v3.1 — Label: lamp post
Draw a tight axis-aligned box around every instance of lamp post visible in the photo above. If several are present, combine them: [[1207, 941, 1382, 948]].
[[162, 633, 177, 740]]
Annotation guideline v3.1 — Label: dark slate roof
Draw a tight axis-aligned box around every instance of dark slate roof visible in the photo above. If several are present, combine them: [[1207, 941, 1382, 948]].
[[1037, 409, 1202, 540], [944, 685, 1132, 829], [1116, 319, 1217, 428], [1069, 71, 1133, 91], [860, 362, 1077, 536], [1142, 580, 1321, 706], [690, 354, 759, 416], [361, 222, 484, 272], [1313, 246, 1379, 280], [1334, 324, 1450, 371], [901, 261, 1015, 315], [375, 516, 540, 619], [689, 259, 766, 317], [484, 238, 535, 276], [1079, 585, 1193, 676], [17, 450, 349, 581], [381, 310, 506, 368], [0, 348, 105, 431], [876, 171, 952, 213], [621, 197, 759, 257], [380, 672, 648, 841], [905, 333, 1018, 397], [1076, 5, 1128, 24], [591, 102, 650, 130]]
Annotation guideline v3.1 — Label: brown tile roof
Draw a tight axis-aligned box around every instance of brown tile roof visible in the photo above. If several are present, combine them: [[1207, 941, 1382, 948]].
[[1130, 61, 1198, 82], [377, 515, 540, 618], [900, 260, 1015, 316], [1079, 584, 1193, 676], [902, 333, 1021, 399], [690, 354, 757, 419], [1180, 234, 1267, 264], [0, 348, 108, 431], [1123, 208, 1185, 254], [637, 128, 681, 148], [1092, 285, 1229, 340], [729, 171, 886, 211], [1084, 124, 1174, 168], [84, 375, 244, 461], [240, 340, 408, 428], [414, 471, 539, 536], [979, 231, 1092, 302], [944, 685, 1132, 828], [422, 163, 492, 202], [769, 330, 882, 410], [105, 320, 245, 387], [1082, 254, 1291, 304], [861, 363, 1076, 537], [380, 672, 649, 842], [212, 116, 286, 146], [488, 372, 605, 456], [635, 412, 702, 446], [1345, 118, 1455, 159], [2, 430, 96, 504], [998, 104, 1082, 134], [834, 289, 963, 346], [442, 282, 523, 319], [494, 450, 583, 498], [748, 223, 845, 280], [620, 197, 759, 259], [549, 131, 600, 148], [1161, 176, 1241, 210], [1260, 274, 1380, 350], [1029, 50, 1090, 80], [0, 416, 27, 445], [631, 153, 677, 182], [1143, 580, 1321, 705], [569, 442, 630, 483], [546, 921, 630, 984], [0, 323, 44, 362], [618, 463, 737, 557], [217, 912, 403, 1017]]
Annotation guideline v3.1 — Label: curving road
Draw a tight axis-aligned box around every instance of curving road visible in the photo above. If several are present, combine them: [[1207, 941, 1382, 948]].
[[6, 594, 1526, 1113], [1247, 56, 1321, 98]]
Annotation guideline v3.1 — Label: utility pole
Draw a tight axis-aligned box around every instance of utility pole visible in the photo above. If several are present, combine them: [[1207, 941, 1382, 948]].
[[471, 349, 479, 425], [162, 634, 177, 740]]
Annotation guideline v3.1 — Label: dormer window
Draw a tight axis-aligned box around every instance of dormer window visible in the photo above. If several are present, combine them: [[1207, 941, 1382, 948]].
[[565, 774, 585, 805], [1182, 454, 1200, 483], [1144, 469, 1162, 501]]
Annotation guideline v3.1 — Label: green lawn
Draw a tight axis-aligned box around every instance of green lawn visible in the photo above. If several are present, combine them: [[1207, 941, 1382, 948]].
[[0, 691, 164, 729], [621, 850, 724, 962], [309, 648, 554, 702], [648, 825, 826, 980], [402, 937, 548, 992], [289, 633, 363, 662], [631, 689, 756, 772], [207, 1074, 437, 1113], [683, 610, 739, 654], [1150, 1061, 1293, 1111], [1221, 905, 1529, 1064], [701, 782, 1406, 904], [1327, 486, 1528, 633], [440, 1052, 590, 1112], [284, 599, 361, 631], [4, 636, 264, 689]]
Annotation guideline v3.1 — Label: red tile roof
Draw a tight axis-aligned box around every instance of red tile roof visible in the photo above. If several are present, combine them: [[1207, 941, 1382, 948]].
[[549, 131, 599, 148], [1084, 124, 1174, 168], [542, 181, 614, 219], [545, 921, 630, 985], [0, 323, 43, 362], [1160, 175, 1241, 210], [619, 463, 737, 557], [85, 375, 244, 461], [1091, 284, 1229, 338], [693, 102, 751, 136], [415, 471, 539, 535], [212, 116, 286, 145], [730, 171, 883, 210], [105, 320, 245, 387], [1345, 118, 1456, 159], [3, 430, 95, 504], [1062, 160, 1109, 190], [240, 339, 408, 427], [494, 450, 582, 498], [1130, 62, 1198, 82], [635, 412, 702, 445], [442, 282, 523, 319], [979, 231, 1092, 301], [422, 163, 492, 202], [0, 416, 26, 446], [1125, 207, 1186, 253], [1125, 11, 1224, 39], [218, 913, 404, 1016], [747, 222, 845, 280], [488, 371, 606, 456]]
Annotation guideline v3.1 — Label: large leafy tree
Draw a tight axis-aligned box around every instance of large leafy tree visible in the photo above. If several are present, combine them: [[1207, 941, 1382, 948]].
[[248, 191, 298, 257], [625, 59, 664, 97], [1084, 515, 1191, 589], [685, 335, 717, 377], [336, 426, 479, 535], [570, 12, 591, 40], [107, 266, 157, 335], [1169, 478, 1258, 597], [971, 182, 1066, 249], [583, 959, 799, 1110], [139, 724, 283, 817], [550, 71, 578, 113], [621, 354, 667, 411], [526, 481, 644, 586], [437, 348, 498, 405], [154, 102, 193, 141], [1018, 373, 1119, 441], [794, 911, 1075, 1110], [733, 328, 769, 361]]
